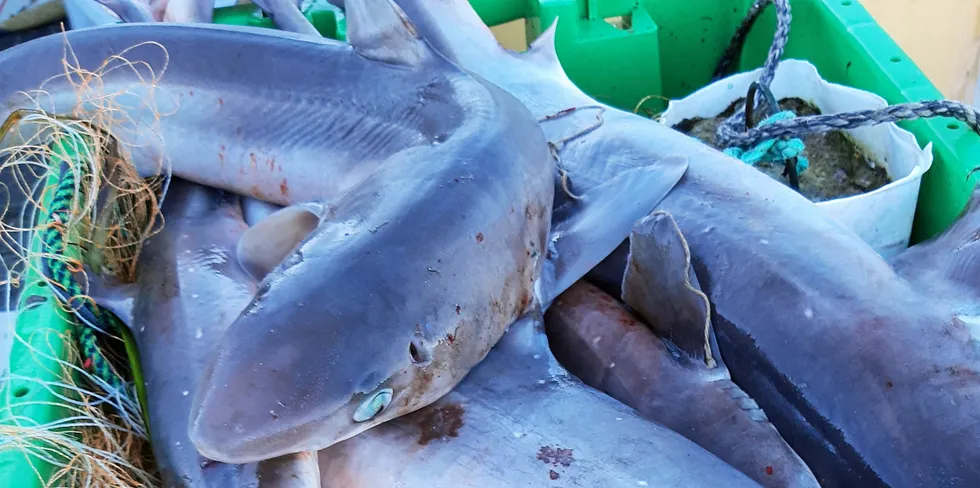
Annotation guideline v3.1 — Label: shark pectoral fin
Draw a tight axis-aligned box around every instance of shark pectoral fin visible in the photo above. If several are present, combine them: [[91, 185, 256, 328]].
[[344, 0, 428, 66], [544, 155, 688, 303], [250, 0, 323, 37], [81, 268, 138, 328], [891, 185, 980, 291], [236, 203, 322, 282], [622, 211, 716, 368], [496, 302, 548, 356]]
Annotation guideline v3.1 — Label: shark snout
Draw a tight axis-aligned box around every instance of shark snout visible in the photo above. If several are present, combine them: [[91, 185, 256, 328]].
[[186, 260, 447, 463], [188, 379, 396, 464], [188, 349, 347, 464], [188, 366, 350, 464], [187, 324, 407, 463]]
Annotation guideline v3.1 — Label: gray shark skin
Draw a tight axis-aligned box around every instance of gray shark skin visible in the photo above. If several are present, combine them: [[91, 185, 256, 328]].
[[367, 1, 692, 305], [94, 177, 319, 488], [545, 281, 818, 488], [595, 204, 980, 488], [0, 17, 470, 207], [183, 0, 558, 465], [76, 3, 304, 251], [0, 0, 558, 464], [316, 314, 761, 488], [373, 2, 980, 486], [887, 186, 980, 377], [889, 185, 980, 313]]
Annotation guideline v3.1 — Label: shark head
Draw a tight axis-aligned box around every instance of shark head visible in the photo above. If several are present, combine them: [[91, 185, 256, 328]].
[[187, 259, 458, 463]]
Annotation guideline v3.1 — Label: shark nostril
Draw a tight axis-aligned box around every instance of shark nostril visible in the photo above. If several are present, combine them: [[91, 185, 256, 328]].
[[409, 334, 432, 365]]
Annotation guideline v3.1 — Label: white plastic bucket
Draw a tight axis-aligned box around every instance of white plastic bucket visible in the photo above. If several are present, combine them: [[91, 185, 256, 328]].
[[661, 59, 934, 258]]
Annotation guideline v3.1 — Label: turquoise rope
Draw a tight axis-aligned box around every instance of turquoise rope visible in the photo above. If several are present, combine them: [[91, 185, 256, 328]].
[[724, 110, 809, 174]]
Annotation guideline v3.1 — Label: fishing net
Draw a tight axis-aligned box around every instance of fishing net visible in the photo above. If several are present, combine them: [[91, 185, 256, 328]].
[[0, 330, 158, 488], [0, 29, 177, 487], [0, 32, 176, 292]]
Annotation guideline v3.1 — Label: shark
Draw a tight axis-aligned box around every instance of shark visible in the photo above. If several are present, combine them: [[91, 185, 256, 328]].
[[345, 1, 980, 485], [584, 196, 980, 487], [91, 177, 320, 487], [180, 0, 560, 464], [545, 281, 818, 487], [316, 313, 762, 488], [0, 0, 685, 465]]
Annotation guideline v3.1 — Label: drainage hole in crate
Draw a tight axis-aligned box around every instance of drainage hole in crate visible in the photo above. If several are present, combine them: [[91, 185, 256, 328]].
[[890, 56, 902, 63], [23, 294, 47, 310], [841, 0, 852, 5], [605, 14, 633, 31], [948, 123, 961, 130], [13, 386, 29, 398]]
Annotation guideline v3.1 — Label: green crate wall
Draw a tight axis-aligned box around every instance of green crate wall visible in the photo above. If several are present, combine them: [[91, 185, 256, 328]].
[[471, 0, 979, 242]]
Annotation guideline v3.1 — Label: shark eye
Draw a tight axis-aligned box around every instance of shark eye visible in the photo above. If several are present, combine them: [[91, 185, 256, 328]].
[[353, 388, 393, 423]]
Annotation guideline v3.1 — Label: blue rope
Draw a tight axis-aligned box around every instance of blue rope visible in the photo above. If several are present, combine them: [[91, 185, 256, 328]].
[[723, 110, 809, 174]]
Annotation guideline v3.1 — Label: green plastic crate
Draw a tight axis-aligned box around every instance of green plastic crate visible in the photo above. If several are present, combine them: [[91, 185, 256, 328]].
[[3, 0, 976, 485], [470, 0, 978, 243], [0, 145, 92, 487]]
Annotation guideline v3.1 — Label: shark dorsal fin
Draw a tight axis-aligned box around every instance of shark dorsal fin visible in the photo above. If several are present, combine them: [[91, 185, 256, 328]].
[[622, 210, 716, 368], [345, 0, 428, 66], [525, 19, 561, 66]]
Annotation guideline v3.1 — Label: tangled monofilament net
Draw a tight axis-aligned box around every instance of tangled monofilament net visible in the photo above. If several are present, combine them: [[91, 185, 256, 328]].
[[0, 29, 181, 487], [0, 329, 158, 488], [0, 30, 177, 293]]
